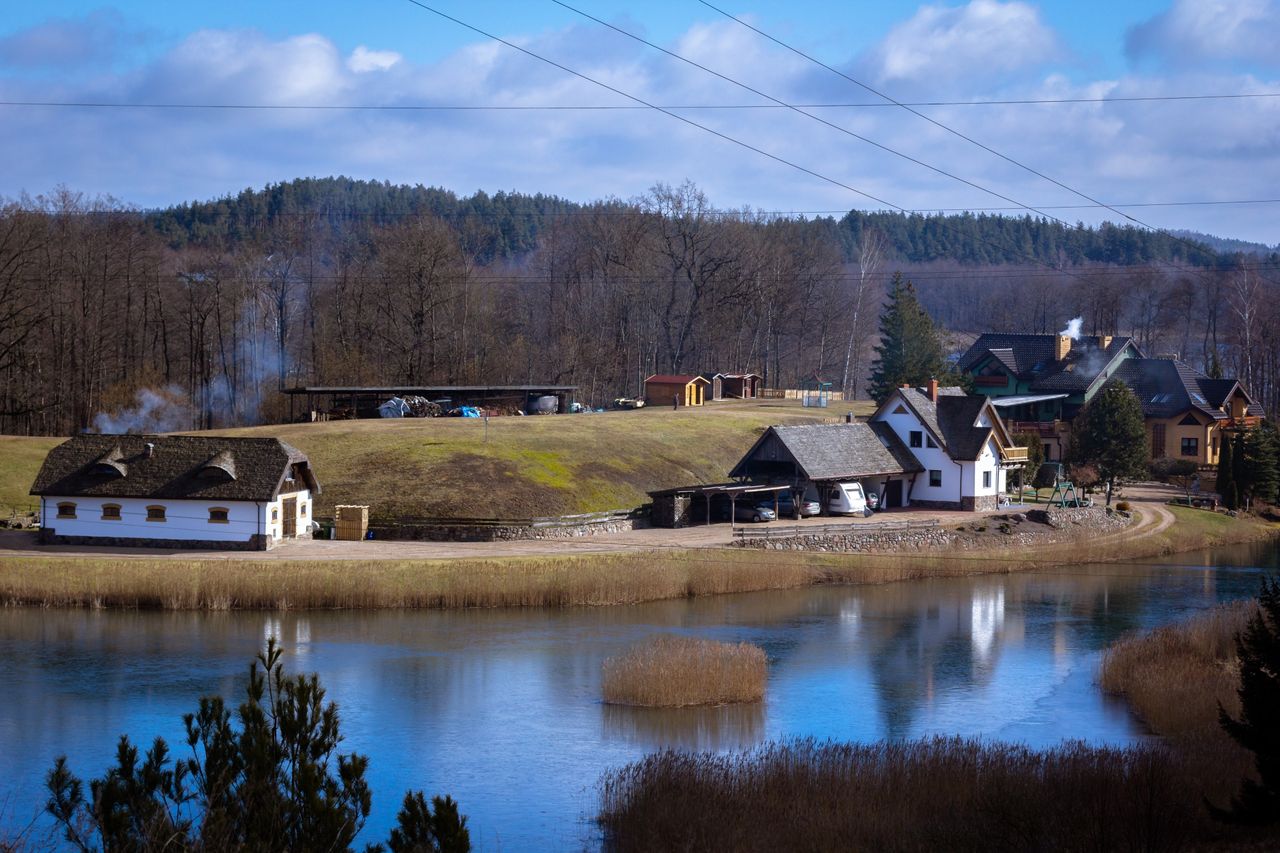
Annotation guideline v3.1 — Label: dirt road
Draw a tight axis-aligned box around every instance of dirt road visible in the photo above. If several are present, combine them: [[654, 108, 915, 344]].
[[0, 487, 1177, 562]]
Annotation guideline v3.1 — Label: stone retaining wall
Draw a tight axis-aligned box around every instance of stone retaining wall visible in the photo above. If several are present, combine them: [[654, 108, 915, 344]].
[[733, 506, 1130, 553], [367, 516, 647, 542], [40, 531, 273, 551]]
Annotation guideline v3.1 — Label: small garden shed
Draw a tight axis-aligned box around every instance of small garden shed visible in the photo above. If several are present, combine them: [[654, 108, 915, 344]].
[[644, 374, 710, 407]]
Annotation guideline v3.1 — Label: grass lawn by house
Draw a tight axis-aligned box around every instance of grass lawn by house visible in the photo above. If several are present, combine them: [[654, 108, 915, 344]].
[[1, 400, 872, 520], [0, 435, 62, 516]]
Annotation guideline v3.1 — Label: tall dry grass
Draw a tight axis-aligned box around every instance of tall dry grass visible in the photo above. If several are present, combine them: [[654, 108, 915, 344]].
[[603, 636, 765, 707], [0, 504, 1273, 612], [1099, 600, 1257, 813], [598, 737, 1219, 852]]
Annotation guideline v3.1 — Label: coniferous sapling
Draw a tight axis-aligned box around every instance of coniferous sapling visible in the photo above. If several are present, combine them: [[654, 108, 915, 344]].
[[1066, 380, 1148, 506], [1215, 576, 1280, 825]]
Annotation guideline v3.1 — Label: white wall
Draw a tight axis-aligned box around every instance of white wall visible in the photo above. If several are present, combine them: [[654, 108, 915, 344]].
[[873, 399, 961, 505], [42, 496, 262, 543], [263, 489, 313, 542], [43, 488, 313, 545]]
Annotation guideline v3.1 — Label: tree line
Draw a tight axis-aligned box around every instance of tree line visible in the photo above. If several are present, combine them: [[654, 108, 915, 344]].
[[3, 179, 1280, 436]]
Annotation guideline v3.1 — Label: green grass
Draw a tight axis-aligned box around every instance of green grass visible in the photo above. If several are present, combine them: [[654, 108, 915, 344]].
[[0, 400, 850, 520], [201, 400, 856, 519], [0, 435, 62, 516]]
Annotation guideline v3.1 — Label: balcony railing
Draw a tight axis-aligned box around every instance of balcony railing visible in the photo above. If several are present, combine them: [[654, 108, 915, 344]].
[[1002, 446, 1029, 462], [1009, 420, 1066, 437], [1223, 416, 1262, 430]]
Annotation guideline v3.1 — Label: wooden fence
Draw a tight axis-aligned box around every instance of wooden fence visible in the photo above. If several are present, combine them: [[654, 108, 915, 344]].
[[732, 517, 941, 541]]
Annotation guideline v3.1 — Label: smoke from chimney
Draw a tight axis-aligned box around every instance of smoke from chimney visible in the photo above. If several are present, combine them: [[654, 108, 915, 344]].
[[1060, 317, 1083, 341]]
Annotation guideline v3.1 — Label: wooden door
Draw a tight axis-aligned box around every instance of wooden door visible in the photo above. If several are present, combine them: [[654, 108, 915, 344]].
[[283, 497, 297, 537]]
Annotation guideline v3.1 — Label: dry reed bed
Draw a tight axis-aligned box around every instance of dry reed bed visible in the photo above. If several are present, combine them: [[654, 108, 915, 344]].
[[0, 507, 1273, 611], [1099, 600, 1258, 811], [603, 636, 765, 707], [598, 737, 1210, 852]]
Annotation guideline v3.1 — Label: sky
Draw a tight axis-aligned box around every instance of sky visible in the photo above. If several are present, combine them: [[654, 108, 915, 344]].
[[1, 1, 1278, 244]]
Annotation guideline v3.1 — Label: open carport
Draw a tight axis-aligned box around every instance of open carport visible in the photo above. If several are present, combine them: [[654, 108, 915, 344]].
[[647, 482, 792, 528]]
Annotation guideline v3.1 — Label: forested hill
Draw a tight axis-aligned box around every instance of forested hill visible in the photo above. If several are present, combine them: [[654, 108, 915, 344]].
[[148, 177, 585, 263], [837, 210, 1220, 267], [148, 176, 1226, 268]]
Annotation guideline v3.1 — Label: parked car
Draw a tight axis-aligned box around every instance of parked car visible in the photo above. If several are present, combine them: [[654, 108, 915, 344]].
[[775, 490, 821, 518], [613, 397, 646, 409], [827, 481, 869, 516], [711, 498, 776, 523]]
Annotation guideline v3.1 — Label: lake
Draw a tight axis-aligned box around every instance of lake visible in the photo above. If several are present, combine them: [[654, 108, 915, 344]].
[[1, 541, 1275, 850]]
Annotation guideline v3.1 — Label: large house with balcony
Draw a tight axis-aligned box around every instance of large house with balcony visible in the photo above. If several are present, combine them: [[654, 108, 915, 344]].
[[730, 381, 1026, 512], [958, 332, 1261, 465], [30, 434, 319, 550]]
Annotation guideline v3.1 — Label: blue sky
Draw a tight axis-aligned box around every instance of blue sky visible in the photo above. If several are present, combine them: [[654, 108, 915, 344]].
[[2, 1, 1278, 243]]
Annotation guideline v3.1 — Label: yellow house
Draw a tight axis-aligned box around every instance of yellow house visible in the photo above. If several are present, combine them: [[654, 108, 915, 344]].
[[1113, 359, 1262, 465]]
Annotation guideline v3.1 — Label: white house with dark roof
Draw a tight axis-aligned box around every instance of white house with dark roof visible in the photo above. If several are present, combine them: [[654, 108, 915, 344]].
[[729, 383, 1025, 513], [30, 434, 320, 550], [870, 381, 1025, 511]]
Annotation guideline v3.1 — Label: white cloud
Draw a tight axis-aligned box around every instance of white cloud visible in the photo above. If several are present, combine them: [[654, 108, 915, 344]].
[[862, 0, 1060, 89], [1127, 0, 1280, 68], [3, 10, 1280, 243], [347, 45, 402, 73]]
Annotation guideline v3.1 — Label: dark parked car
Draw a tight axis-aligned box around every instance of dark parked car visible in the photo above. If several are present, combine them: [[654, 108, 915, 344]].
[[711, 498, 776, 523], [775, 491, 821, 518]]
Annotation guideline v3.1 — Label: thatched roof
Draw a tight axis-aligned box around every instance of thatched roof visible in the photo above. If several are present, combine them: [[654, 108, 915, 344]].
[[730, 422, 922, 482], [30, 434, 318, 501]]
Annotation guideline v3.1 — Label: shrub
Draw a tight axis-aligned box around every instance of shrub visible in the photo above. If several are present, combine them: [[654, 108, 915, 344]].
[[1116, 501, 1131, 512], [603, 636, 765, 707]]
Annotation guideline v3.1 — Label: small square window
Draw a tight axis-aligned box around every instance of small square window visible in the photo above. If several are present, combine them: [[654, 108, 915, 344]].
[[101, 504, 121, 520], [56, 502, 76, 519], [910, 430, 923, 448], [1181, 437, 1199, 457], [983, 471, 992, 489], [272, 508, 279, 522], [929, 470, 942, 488], [146, 505, 166, 522], [925, 435, 937, 449], [209, 507, 229, 524]]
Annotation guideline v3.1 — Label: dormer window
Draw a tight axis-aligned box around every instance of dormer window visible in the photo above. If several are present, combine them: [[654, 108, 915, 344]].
[[91, 445, 128, 479], [198, 451, 237, 482]]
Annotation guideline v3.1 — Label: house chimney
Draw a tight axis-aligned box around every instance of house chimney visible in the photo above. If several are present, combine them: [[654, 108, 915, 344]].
[[144, 442, 155, 459], [1054, 335, 1071, 361], [927, 378, 939, 402], [1100, 335, 1113, 350]]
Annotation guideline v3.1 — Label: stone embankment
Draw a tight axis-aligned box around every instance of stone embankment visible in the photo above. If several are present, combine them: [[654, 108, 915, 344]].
[[734, 507, 1130, 553]]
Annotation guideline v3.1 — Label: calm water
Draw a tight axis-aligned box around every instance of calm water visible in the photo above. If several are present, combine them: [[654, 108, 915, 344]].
[[2, 542, 1276, 850]]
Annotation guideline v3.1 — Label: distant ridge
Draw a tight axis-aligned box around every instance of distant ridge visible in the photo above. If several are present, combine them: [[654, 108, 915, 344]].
[[147, 176, 1242, 268]]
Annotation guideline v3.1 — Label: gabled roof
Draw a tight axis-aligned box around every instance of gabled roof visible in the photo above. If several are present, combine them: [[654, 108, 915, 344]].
[[645, 374, 709, 385], [31, 434, 318, 502], [729, 422, 922, 482], [877, 387, 1012, 461], [1111, 358, 1257, 420], [957, 333, 1139, 393]]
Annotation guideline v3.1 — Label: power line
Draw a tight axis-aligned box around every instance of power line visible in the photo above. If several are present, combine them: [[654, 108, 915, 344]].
[[551, 0, 1079, 234], [5, 91, 1278, 111], [394, 1, 1146, 286], [697, 0, 1263, 286]]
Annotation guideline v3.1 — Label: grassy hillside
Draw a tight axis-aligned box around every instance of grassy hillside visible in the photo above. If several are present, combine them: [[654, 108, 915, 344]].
[[0, 435, 63, 515], [0, 400, 862, 520], [233, 400, 854, 519]]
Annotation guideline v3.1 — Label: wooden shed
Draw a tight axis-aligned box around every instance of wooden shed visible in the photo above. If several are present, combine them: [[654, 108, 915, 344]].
[[722, 373, 762, 399], [644, 374, 710, 407]]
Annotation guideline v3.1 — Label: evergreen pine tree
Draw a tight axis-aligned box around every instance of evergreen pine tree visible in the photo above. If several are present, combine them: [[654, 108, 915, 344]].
[[1065, 380, 1148, 506], [1215, 576, 1280, 825], [1240, 424, 1280, 509], [867, 273, 946, 403], [1218, 432, 1238, 511]]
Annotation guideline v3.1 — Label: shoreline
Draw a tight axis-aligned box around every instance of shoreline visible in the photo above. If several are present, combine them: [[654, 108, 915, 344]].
[[1, 504, 1275, 611]]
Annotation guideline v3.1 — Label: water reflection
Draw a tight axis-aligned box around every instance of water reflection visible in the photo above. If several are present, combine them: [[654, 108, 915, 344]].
[[0, 540, 1275, 851], [602, 702, 765, 751]]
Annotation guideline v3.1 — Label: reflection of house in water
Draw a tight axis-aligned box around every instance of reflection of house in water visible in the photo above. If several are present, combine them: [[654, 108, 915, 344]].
[[862, 581, 1016, 739]]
